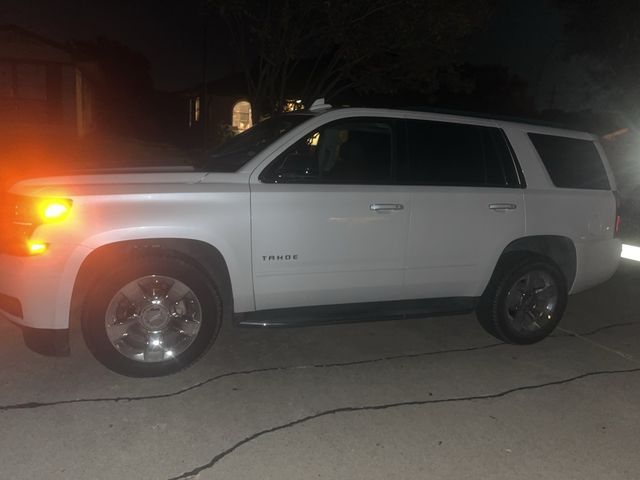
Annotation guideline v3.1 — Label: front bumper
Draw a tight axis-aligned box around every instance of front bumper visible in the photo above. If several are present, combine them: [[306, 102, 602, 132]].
[[0, 252, 67, 329], [0, 248, 84, 356], [22, 326, 70, 356], [1, 312, 70, 356], [0, 243, 90, 330], [0, 292, 23, 318]]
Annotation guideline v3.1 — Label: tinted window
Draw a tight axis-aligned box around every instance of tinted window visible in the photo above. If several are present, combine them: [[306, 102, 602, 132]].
[[261, 118, 394, 184], [528, 133, 610, 190], [399, 120, 517, 187]]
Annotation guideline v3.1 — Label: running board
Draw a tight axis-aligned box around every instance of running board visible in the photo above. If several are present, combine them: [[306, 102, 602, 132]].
[[235, 297, 478, 327]]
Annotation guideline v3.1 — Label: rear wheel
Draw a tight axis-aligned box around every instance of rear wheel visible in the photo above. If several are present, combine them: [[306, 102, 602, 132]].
[[477, 255, 567, 344], [82, 255, 222, 377]]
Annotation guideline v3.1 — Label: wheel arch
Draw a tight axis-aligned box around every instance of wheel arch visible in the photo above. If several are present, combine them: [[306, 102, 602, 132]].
[[69, 238, 234, 330], [487, 235, 577, 294]]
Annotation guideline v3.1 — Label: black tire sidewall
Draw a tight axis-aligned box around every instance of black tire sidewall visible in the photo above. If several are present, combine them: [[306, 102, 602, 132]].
[[492, 258, 567, 344], [82, 256, 221, 377]]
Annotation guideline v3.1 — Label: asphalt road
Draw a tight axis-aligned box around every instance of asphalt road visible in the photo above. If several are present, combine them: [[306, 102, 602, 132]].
[[1, 260, 639, 480]]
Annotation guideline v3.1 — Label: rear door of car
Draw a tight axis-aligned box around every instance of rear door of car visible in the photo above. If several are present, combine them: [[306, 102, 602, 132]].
[[398, 116, 526, 299]]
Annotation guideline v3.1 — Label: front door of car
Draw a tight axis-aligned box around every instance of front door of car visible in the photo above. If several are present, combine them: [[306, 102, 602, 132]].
[[250, 117, 411, 311]]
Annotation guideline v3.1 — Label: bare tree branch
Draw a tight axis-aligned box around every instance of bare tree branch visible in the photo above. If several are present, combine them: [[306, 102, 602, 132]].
[[208, 0, 496, 118]]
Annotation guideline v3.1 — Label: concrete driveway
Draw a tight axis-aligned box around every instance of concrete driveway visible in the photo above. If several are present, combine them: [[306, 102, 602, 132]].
[[1, 260, 639, 480]]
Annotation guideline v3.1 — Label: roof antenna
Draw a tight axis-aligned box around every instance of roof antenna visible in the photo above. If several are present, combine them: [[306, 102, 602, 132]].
[[309, 98, 332, 112]]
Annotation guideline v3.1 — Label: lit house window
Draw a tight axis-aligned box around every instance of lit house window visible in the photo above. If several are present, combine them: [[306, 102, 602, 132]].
[[283, 99, 303, 112], [232, 100, 252, 132], [189, 96, 201, 127]]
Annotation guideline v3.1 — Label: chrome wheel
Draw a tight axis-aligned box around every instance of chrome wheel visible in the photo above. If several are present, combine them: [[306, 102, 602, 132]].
[[504, 270, 559, 334], [104, 275, 203, 363]]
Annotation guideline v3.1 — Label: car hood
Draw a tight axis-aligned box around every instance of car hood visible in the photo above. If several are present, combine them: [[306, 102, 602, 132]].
[[7, 168, 246, 198]]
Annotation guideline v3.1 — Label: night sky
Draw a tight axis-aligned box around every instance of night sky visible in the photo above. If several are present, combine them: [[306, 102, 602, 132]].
[[2, 0, 230, 90], [471, 0, 599, 111], [2, 0, 596, 110]]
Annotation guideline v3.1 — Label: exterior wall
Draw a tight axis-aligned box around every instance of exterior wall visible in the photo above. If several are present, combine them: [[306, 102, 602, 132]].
[[0, 27, 96, 189], [0, 27, 93, 140], [185, 92, 249, 148], [207, 95, 240, 144]]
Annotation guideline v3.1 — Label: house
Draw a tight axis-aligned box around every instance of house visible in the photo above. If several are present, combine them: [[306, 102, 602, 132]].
[[181, 73, 305, 148], [180, 73, 253, 148], [0, 25, 99, 187], [0, 25, 95, 140]]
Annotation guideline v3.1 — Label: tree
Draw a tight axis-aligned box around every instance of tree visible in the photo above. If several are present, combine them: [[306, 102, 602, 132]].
[[209, 0, 498, 121], [435, 64, 535, 116], [555, 0, 640, 122], [555, 1, 640, 212]]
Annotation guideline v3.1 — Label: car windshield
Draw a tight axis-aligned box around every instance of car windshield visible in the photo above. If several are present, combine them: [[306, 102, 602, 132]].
[[203, 114, 310, 172]]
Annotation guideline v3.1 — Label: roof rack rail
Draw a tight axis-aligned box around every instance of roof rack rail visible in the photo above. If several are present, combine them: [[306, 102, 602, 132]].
[[394, 105, 584, 131], [309, 98, 332, 112]]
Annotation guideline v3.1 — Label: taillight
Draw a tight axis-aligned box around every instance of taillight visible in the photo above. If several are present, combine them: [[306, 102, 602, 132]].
[[1, 194, 72, 255], [614, 191, 621, 238]]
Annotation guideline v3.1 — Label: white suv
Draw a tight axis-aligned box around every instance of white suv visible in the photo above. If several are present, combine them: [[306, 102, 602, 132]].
[[0, 105, 621, 376]]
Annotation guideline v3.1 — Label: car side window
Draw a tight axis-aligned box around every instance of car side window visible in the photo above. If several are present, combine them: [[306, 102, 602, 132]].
[[399, 119, 519, 187], [528, 133, 610, 190], [261, 118, 394, 184]]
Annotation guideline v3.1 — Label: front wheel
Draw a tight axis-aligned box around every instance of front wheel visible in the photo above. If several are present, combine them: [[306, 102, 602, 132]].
[[82, 255, 222, 377], [477, 255, 568, 344]]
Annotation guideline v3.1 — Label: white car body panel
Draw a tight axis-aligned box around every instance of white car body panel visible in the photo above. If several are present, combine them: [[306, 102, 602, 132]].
[[2, 173, 254, 330], [250, 182, 410, 309], [401, 186, 526, 298], [504, 123, 620, 293], [0, 107, 621, 335]]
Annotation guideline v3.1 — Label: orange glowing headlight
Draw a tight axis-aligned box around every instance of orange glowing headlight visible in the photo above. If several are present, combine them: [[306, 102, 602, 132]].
[[37, 199, 72, 222]]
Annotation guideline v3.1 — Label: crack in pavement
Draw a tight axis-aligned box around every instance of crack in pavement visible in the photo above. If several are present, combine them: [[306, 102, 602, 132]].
[[1, 320, 638, 412], [558, 326, 639, 363], [167, 367, 640, 480], [551, 321, 639, 338], [0, 342, 503, 411]]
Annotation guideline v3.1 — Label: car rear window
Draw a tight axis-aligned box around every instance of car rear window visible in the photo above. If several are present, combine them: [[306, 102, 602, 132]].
[[528, 133, 610, 190]]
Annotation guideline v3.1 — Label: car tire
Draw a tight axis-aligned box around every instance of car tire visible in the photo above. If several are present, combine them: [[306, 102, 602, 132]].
[[82, 254, 222, 377], [477, 254, 567, 344]]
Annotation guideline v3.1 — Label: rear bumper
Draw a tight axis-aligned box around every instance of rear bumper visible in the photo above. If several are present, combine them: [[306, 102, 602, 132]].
[[571, 238, 621, 294]]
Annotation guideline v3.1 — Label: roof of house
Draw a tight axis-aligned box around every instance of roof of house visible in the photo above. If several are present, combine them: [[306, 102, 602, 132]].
[[0, 24, 73, 64]]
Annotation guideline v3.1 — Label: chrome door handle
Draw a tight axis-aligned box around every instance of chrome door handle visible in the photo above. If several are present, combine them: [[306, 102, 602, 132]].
[[489, 203, 517, 211], [370, 203, 404, 212]]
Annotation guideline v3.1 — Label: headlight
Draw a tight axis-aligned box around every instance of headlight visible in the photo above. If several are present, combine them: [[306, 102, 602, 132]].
[[38, 198, 72, 223], [1, 194, 73, 255]]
